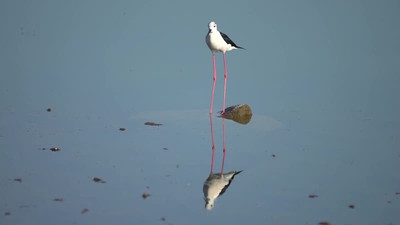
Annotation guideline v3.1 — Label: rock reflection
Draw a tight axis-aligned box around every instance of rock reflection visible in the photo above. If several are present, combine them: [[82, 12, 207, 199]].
[[219, 104, 252, 124], [203, 115, 243, 210]]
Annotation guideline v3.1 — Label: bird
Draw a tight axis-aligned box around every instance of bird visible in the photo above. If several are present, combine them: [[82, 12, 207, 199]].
[[205, 21, 244, 115], [203, 170, 242, 210]]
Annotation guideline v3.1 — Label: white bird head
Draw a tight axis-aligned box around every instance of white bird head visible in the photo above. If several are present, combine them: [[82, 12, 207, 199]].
[[208, 21, 217, 31], [205, 198, 215, 210]]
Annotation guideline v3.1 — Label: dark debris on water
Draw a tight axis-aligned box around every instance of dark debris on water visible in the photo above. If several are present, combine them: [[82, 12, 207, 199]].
[[318, 222, 330, 225], [41, 147, 60, 152], [144, 122, 163, 126], [50, 147, 60, 152], [81, 208, 89, 214], [142, 193, 151, 199], [93, 177, 106, 183]]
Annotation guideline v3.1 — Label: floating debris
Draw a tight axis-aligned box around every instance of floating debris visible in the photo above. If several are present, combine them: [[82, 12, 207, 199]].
[[5, 212, 11, 216], [81, 208, 89, 214], [53, 198, 64, 202], [14, 178, 22, 183], [144, 122, 162, 126], [40, 147, 60, 152], [308, 194, 319, 198], [161, 217, 166, 221], [348, 204, 355, 209], [47, 108, 52, 112], [119, 128, 126, 131], [396, 192, 400, 195], [93, 177, 106, 183], [50, 147, 60, 152], [318, 222, 330, 225], [142, 193, 151, 199], [162, 147, 168, 151], [271, 154, 276, 158]]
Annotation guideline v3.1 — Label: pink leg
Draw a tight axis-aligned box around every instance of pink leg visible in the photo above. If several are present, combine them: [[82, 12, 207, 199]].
[[222, 52, 228, 114], [221, 118, 226, 174], [209, 53, 217, 115]]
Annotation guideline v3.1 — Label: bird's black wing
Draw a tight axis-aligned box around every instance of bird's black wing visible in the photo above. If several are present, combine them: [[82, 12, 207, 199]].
[[220, 32, 244, 49], [219, 171, 243, 197]]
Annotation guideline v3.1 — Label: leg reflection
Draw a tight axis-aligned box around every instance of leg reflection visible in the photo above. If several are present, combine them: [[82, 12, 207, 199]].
[[209, 114, 216, 173], [221, 118, 226, 174], [203, 116, 242, 210]]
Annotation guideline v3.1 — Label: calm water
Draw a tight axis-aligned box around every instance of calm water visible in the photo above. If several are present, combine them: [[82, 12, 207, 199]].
[[1, 1, 400, 225]]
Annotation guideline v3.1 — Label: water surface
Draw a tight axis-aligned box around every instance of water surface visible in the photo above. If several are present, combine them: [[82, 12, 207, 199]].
[[1, 1, 399, 225]]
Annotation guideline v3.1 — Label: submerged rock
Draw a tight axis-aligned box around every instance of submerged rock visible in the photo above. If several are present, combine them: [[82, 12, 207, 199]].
[[219, 104, 252, 124]]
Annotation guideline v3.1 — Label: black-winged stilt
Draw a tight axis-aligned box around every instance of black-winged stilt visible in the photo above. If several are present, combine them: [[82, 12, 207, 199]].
[[205, 21, 244, 115]]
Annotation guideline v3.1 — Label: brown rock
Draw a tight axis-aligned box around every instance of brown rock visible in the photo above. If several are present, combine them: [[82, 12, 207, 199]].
[[219, 104, 252, 124]]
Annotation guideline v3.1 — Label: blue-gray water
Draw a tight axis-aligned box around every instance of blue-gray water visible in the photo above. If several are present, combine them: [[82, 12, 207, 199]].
[[1, 1, 399, 225]]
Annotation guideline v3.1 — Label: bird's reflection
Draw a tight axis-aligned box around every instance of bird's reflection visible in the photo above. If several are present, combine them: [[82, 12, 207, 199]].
[[203, 115, 242, 210]]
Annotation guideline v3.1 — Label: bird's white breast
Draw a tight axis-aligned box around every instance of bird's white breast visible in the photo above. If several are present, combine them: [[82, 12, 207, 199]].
[[206, 30, 235, 53]]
